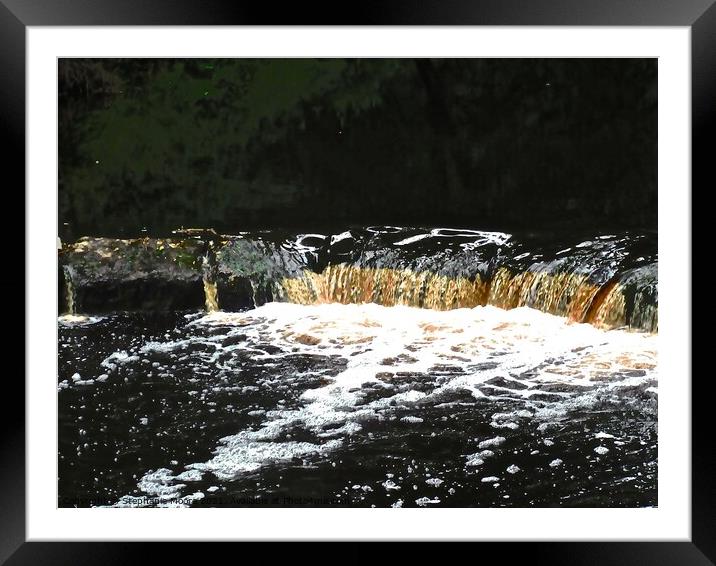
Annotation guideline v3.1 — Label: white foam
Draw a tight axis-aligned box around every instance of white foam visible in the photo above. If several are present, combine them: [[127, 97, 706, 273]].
[[401, 416, 424, 424], [109, 301, 657, 505], [465, 455, 485, 467], [478, 437, 506, 449], [175, 469, 203, 481], [415, 497, 441, 506], [595, 432, 616, 439], [101, 350, 140, 371], [58, 314, 104, 326], [188, 435, 343, 480]]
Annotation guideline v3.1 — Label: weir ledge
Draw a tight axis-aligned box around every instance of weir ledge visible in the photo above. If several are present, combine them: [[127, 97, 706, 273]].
[[58, 229, 658, 333]]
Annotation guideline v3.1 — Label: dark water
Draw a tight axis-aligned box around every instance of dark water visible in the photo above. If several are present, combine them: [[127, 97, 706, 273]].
[[58, 302, 657, 508]]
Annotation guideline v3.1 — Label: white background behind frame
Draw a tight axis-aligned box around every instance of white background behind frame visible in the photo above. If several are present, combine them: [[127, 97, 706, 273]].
[[26, 26, 690, 541]]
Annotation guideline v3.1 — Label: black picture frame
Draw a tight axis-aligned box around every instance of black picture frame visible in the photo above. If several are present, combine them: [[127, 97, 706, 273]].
[[5, 0, 707, 562]]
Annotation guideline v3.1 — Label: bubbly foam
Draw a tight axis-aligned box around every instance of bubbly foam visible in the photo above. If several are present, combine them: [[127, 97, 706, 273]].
[[58, 314, 104, 326], [105, 301, 656, 505]]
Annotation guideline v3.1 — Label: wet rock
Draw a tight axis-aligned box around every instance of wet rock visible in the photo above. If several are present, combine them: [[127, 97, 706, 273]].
[[215, 235, 311, 310], [59, 237, 206, 313]]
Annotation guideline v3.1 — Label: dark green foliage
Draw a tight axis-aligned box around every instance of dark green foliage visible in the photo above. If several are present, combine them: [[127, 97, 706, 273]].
[[58, 58, 656, 238]]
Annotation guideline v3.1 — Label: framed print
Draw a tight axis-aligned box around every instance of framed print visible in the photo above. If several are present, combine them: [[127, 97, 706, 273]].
[[5, 0, 709, 562]]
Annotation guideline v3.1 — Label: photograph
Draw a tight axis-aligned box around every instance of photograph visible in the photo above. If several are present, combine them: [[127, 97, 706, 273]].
[[56, 57, 658, 509]]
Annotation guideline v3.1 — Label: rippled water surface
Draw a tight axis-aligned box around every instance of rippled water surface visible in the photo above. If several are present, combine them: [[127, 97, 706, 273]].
[[58, 302, 657, 508]]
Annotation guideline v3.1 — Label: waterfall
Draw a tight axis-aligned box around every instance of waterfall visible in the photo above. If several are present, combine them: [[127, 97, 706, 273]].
[[203, 278, 219, 313], [266, 229, 657, 332], [276, 264, 656, 332], [201, 254, 220, 313], [63, 266, 76, 315], [58, 228, 657, 332], [280, 265, 490, 310]]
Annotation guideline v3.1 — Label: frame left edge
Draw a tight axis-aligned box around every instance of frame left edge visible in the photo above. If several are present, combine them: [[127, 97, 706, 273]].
[[0, 0, 27, 562]]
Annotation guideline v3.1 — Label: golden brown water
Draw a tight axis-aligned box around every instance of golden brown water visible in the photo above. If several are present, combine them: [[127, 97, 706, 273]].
[[487, 267, 601, 323], [277, 264, 656, 333], [280, 265, 490, 310], [64, 267, 76, 315], [203, 278, 220, 313]]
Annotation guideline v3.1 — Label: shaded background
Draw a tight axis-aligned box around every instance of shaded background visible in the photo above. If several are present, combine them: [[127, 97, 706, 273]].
[[58, 58, 656, 240]]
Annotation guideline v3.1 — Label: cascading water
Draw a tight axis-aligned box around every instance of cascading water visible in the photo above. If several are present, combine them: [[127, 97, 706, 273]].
[[58, 227, 658, 508], [201, 254, 220, 313], [63, 265, 76, 315], [205, 228, 657, 332]]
